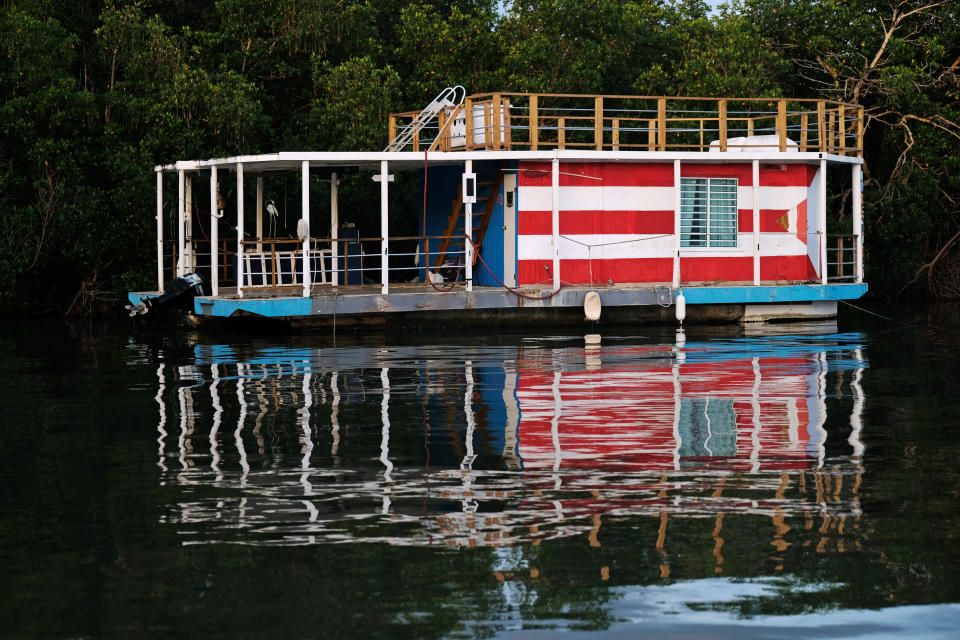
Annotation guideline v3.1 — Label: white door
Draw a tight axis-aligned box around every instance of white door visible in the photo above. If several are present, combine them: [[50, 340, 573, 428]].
[[503, 173, 517, 287]]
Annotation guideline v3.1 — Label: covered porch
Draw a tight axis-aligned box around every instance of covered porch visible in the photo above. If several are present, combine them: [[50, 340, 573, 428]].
[[153, 150, 865, 303]]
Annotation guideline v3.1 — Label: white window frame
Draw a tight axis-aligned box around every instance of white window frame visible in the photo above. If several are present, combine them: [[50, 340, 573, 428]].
[[680, 177, 739, 249]]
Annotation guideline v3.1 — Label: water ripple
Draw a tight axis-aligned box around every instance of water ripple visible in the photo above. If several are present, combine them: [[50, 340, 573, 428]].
[[149, 328, 868, 551]]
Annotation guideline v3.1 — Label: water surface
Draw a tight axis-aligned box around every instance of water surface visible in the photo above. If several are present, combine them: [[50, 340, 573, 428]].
[[1, 314, 958, 638]]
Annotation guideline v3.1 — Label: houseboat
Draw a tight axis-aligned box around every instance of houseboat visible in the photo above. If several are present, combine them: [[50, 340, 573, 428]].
[[128, 88, 868, 327]]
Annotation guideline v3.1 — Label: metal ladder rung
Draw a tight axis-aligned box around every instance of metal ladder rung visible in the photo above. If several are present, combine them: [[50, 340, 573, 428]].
[[386, 85, 465, 152]]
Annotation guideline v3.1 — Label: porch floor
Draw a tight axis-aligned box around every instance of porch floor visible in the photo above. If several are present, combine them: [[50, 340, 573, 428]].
[[130, 280, 867, 325], [201, 279, 841, 301]]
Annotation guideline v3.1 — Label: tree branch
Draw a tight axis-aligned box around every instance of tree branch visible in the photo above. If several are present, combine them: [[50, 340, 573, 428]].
[[900, 224, 960, 294]]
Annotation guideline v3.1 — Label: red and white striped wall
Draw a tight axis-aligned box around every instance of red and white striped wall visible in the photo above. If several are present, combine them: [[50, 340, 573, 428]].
[[515, 354, 821, 473], [516, 161, 823, 285]]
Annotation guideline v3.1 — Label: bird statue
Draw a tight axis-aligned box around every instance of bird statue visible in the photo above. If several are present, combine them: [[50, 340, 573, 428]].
[[266, 200, 279, 238]]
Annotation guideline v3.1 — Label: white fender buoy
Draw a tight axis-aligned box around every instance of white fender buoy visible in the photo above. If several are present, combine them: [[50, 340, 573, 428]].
[[584, 290, 602, 322], [675, 290, 686, 324], [584, 333, 602, 370]]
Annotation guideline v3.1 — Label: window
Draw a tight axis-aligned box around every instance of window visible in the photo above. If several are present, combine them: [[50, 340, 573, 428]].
[[678, 398, 737, 459], [680, 177, 738, 248]]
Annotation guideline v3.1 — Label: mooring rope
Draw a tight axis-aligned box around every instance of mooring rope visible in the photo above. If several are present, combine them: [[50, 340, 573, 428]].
[[804, 284, 912, 327]]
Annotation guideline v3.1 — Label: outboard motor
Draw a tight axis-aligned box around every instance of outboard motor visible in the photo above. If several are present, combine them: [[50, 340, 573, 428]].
[[127, 273, 206, 317]]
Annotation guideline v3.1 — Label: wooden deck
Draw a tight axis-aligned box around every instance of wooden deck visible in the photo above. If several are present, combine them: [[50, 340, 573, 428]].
[[125, 280, 868, 327], [389, 92, 864, 156], [211, 279, 823, 301], [210, 282, 560, 301]]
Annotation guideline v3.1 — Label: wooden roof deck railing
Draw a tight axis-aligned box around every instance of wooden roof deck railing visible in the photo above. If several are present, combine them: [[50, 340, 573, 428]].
[[388, 93, 864, 157]]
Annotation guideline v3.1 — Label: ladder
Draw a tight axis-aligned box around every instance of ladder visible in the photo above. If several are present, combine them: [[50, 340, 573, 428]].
[[433, 166, 504, 272], [385, 85, 465, 152]]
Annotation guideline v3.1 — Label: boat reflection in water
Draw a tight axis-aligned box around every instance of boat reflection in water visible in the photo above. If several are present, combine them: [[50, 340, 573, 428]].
[[153, 325, 866, 568]]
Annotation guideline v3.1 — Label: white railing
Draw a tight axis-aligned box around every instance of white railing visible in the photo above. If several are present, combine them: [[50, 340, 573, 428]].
[[169, 230, 862, 296], [235, 235, 469, 293]]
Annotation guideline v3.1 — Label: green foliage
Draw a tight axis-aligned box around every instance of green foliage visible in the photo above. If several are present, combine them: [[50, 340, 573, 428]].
[[635, 8, 789, 96], [393, 1, 504, 99], [0, 6, 100, 308], [500, 0, 673, 93], [310, 56, 403, 151], [0, 0, 957, 312]]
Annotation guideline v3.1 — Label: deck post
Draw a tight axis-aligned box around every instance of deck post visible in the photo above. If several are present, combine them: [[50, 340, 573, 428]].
[[301, 160, 311, 298], [256, 177, 263, 252], [800, 112, 809, 151], [838, 104, 846, 153], [852, 163, 863, 283], [529, 95, 538, 150], [777, 99, 787, 152], [819, 158, 828, 285], [502, 98, 512, 150], [551, 156, 560, 291], [594, 96, 603, 150], [856, 107, 864, 157], [718, 99, 728, 152], [185, 174, 194, 272], [331, 172, 339, 287], [380, 160, 389, 295], [657, 98, 667, 151], [465, 97, 474, 151], [177, 169, 185, 277], [236, 162, 244, 298], [464, 159, 473, 292], [817, 101, 826, 152], [752, 159, 760, 285], [156, 171, 164, 291], [492, 93, 502, 151], [210, 165, 219, 296], [436, 110, 447, 152], [827, 110, 836, 155], [672, 159, 681, 288]]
